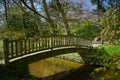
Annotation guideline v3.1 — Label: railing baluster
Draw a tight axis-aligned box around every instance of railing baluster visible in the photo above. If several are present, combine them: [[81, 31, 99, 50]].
[[58, 36, 60, 47], [62, 36, 64, 46], [43, 37, 46, 49], [28, 39, 30, 53], [40, 37, 42, 49], [45, 37, 47, 49], [67, 36, 69, 46], [54, 36, 56, 47], [43, 37, 45, 49], [32, 40, 34, 52], [57, 36, 59, 47], [47, 37, 49, 48], [24, 40, 27, 54], [50, 36, 52, 48], [20, 40, 23, 55], [59, 36, 61, 46], [48, 37, 50, 48], [11, 41, 14, 57], [8, 41, 11, 58], [65, 36, 67, 46], [39, 38, 41, 50], [15, 41, 18, 56], [41, 37, 43, 49], [62, 36, 65, 46], [35, 39, 38, 51], [52, 36, 54, 48]]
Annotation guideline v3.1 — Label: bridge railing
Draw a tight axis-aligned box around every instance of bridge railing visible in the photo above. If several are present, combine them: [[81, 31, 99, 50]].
[[0, 35, 92, 65]]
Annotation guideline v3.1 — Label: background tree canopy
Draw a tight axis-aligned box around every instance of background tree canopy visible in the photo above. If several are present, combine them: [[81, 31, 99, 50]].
[[0, 0, 119, 43]]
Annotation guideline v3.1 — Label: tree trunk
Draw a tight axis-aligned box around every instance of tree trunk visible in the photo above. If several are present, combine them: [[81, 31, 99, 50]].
[[3, 0, 9, 28], [54, 0, 71, 35], [30, 0, 42, 34], [42, 0, 56, 35]]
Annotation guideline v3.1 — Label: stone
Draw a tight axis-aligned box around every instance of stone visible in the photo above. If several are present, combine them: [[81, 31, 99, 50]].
[[116, 64, 120, 70]]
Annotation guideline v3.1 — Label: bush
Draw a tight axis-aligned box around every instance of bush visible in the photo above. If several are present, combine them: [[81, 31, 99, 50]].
[[96, 45, 120, 55]]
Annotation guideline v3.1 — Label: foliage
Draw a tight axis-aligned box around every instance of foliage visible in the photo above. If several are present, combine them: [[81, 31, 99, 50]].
[[88, 44, 120, 80], [100, 7, 120, 44], [8, 13, 24, 31], [90, 67, 120, 80], [91, 0, 120, 10], [74, 20, 101, 40], [95, 45, 120, 55]]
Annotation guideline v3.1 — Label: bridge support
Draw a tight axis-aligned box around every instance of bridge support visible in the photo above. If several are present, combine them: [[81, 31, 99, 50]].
[[77, 48, 93, 64]]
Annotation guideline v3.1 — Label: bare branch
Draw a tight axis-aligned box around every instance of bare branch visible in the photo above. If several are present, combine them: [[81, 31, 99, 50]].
[[20, 0, 49, 21]]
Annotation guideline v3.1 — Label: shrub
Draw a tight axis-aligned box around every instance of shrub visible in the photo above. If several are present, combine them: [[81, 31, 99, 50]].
[[96, 45, 120, 55]]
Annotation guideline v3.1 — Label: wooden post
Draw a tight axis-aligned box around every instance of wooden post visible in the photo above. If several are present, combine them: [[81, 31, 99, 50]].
[[10, 41, 14, 57], [50, 35, 53, 50], [24, 40, 27, 54], [3, 39, 9, 65], [20, 40, 23, 55], [75, 36, 78, 47], [15, 41, 18, 56], [38, 38, 41, 50], [28, 39, 31, 53]]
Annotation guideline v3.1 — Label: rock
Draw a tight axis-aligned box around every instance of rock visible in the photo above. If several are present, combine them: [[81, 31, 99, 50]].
[[116, 64, 120, 70]]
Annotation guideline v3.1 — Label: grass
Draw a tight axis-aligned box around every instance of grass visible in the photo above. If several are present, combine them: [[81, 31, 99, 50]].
[[95, 45, 120, 56], [89, 44, 120, 68], [0, 40, 3, 47]]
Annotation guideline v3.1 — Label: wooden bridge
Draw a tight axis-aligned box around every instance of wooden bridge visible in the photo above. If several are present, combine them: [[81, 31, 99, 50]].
[[0, 35, 92, 66]]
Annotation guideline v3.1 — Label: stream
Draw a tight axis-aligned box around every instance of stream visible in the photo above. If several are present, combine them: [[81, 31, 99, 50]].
[[29, 57, 97, 80], [0, 56, 102, 80]]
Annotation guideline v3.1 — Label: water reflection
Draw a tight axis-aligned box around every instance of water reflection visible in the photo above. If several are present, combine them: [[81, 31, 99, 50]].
[[29, 57, 84, 80]]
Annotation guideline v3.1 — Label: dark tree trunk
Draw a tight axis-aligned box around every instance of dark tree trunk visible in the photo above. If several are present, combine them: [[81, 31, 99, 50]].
[[54, 0, 71, 35], [42, 0, 56, 35], [30, 0, 42, 34], [3, 0, 9, 28]]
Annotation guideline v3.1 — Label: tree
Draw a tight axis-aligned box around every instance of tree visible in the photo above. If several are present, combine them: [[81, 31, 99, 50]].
[[20, 0, 48, 20], [91, 0, 106, 14], [100, 7, 120, 44], [3, 0, 9, 28], [75, 20, 101, 40], [29, 0, 42, 34], [42, 0, 57, 35], [53, 0, 71, 35], [108, 0, 120, 8]]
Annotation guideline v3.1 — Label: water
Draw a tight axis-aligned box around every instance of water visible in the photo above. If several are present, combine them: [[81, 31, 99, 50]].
[[0, 57, 97, 80], [29, 57, 96, 80]]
